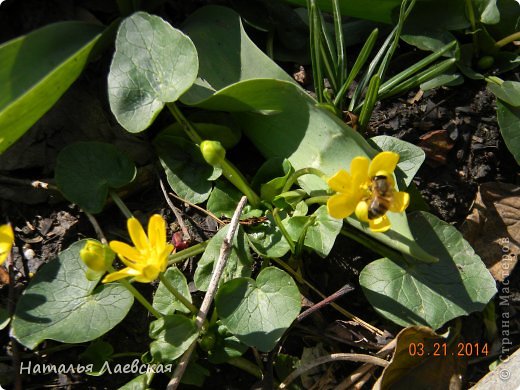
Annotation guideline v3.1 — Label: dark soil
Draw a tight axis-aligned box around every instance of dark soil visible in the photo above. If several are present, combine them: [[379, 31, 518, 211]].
[[1, 1, 519, 389]]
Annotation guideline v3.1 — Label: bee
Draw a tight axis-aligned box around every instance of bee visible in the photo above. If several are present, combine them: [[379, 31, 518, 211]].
[[367, 175, 393, 219]]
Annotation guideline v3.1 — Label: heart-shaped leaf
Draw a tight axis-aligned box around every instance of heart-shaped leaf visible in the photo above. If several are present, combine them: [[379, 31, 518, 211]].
[[153, 267, 192, 315], [181, 7, 436, 264], [488, 81, 520, 107], [0, 22, 103, 154], [284, 205, 343, 258], [215, 267, 300, 352], [55, 142, 136, 213], [246, 212, 292, 258], [149, 314, 198, 362], [194, 225, 253, 291], [11, 241, 134, 349], [155, 135, 218, 204], [360, 211, 497, 329], [370, 135, 426, 187], [496, 99, 520, 165], [108, 11, 198, 133], [207, 180, 262, 219]]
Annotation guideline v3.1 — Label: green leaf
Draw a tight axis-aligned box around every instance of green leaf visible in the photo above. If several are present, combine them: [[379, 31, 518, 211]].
[[180, 5, 294, 105], [80, 340, 114, 376], [108, 11, 198, 133], [261, 160, 295, 203], [0, 307, 10, 330], [194, 226, 253, 291], [118, 374, 151, 390], [207, 180, 262, 219], [160, 119, 241, 149], [0, 22, 102, 154], [246, 212, 292, 258], [284, 206, 343, 258], [401, 29, 458, 54], [182, 6, 436, 264], [215, 267, 301, 352], [155, 135, 217, 204], [149, 314, 198, 362], [370, 135, 425, 187], [488, 81, 520, 107], [359, 212, 497, 329], [207, 330, 248, 364], [153, 267, 192, 315], [496, 100, 520, 165], [55, 142, 136, 214], [11, 241, 134, 349], [475, 0, 500, 24]]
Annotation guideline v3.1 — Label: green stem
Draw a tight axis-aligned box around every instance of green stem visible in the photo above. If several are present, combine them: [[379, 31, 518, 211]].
[[304, 195, 329, 206], [267, 30, 275, 59], [282, 167, 328, 193], [465, 0, 479, 57], [270, 257, 384, 335], [495, 31, 520, 48], [272, 208, 296, 254], [168, 241, 208, 265], [118, 277, 163, 318], [166, 102, 203, 144], [340, 224, 405, 263], [109, 191, 133, 219], [159, 273, 198, 315], [219, 159, 261, 208], [227, 357, 263, 379]]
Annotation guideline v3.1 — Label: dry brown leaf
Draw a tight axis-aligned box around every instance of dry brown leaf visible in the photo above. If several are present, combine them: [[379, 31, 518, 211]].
[[418, 129, 455, 166], [461, 182, 519, 282], [372, 326, 465, 390]]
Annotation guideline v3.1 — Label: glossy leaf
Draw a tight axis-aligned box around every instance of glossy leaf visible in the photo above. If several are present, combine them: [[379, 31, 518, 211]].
[[11, 241, 134, 349], [155, 135, 217, 204], [496, 100, 520, 165], [194, 226, 253, 291], [108, 12, 198, 133], [149, 314, 198, 362], [153, 267, 192, 315], [371, 135, 425, 186], [55, 142, 136, 213], [207, 180, 262, 219], [474, 0, 500, 24], [0, 22, 102, 153], [215, 267, 300, 352], [488, 81, 520, 107], [246, 212, 292, 258], [180, 5, 294, 105], [182, 5, 436, 263], [284, 206, 343, 258], [360, 212, 497, 329]]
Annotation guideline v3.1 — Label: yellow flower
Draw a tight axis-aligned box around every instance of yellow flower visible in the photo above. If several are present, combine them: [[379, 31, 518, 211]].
[[0, 224, 14, 265], [103, 215, 174, 283], [327, 151, 410, 233], [80, 240, 113, 272]]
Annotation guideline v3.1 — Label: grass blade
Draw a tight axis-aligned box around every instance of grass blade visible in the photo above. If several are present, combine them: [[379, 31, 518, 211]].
[[358, 74, 381, 131], [332, 0, 346, 88]]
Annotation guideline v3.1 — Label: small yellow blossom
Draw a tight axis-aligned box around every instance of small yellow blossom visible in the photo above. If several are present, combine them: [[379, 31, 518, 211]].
[[103, 215, 174, 283], [327, 151, 410, 233], [0, 224, 14, 265], [80, 240, 113, 272]]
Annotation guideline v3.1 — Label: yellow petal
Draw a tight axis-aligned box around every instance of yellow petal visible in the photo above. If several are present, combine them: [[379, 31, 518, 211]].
[[369, 215, 391, 232], [127, 217, 149, 251], [327, 193, 357, 219], [134, 265, 161, 283], [158, 245, 174, 271], [368, 152, 399, 178], [148, 214, 167, 250], [355, 200, 370, 222], [350, 157, 370, 188], [109, 241, 141, 265], [0, 224, 14, 265], [102, 267, 141, 283], [390, 191, 410, 213], [327, 170, 352, 193]]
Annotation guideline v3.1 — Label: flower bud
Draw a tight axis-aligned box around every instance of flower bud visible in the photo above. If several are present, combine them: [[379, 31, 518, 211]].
[[80, 240, 113, 272], [200, 140, 226, 166]]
